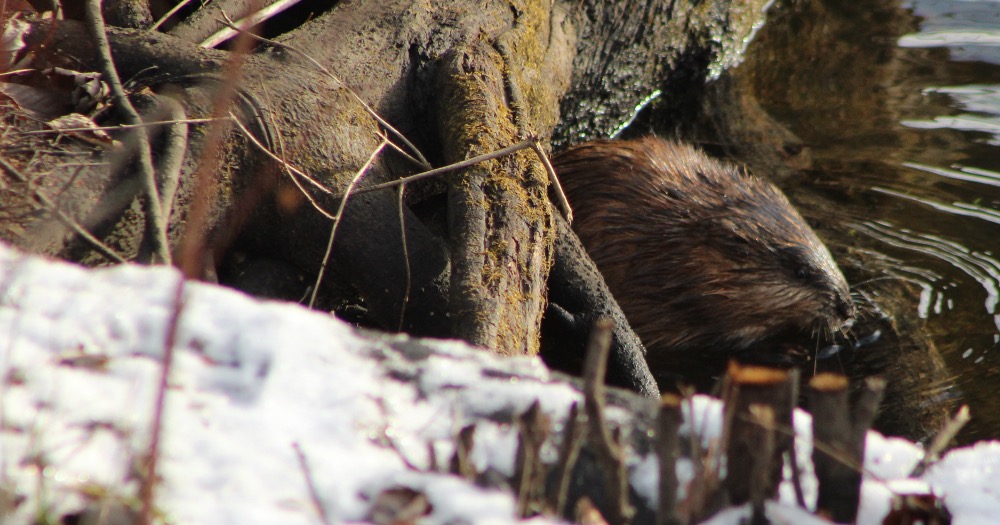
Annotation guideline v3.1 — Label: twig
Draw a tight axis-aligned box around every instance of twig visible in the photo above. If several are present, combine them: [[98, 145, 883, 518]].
[[529, 139, 573, 224], [514, 401, 550, 518], [350, 139, 536, 196], [911, 405, 971, 477], [20, 118, 226, 135], [150, 0, 198, 31], [229, 114, 337, 219], [549, 402, 584, 518], [383, 135, 425, 169], [308, 137, 389, 308], [777, 367, 807, 509], [83, 0, 170, 264], [448, 425, 476, 480], [396, 183, 411, 332], [788, 448, 807, 509], [216, 14, 430, 169], [0, 157, 126, 263], [582, 318, 634, 525], [748, 405, 775, 525], [656, 394, 682, 525], [200, 0, 304, 49], [583, 319, 615, 453], [139, 277, 185, 525], [293, 442, 333, 525]]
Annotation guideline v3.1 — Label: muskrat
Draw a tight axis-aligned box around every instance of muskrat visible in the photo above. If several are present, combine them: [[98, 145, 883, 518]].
[[553, 137, 855, 367]]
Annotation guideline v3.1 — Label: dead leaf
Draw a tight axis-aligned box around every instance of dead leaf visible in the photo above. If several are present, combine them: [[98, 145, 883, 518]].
[[368, 487, 432, 525], [0, 82, 70, 121], [1, 17, 28, 70], [57, 349, 111, 371], [45, 67, 108, 113], [47, 113, 116, 147]]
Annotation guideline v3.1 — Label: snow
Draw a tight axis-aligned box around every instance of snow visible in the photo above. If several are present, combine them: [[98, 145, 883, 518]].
[[1, 242, 999, 524]]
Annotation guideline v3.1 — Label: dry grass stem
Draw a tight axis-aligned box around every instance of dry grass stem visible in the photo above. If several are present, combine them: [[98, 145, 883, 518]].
[[200, 0, 304, 49], [217, 13, 430, 169], [308, 137, 390, 308], [175, 20, 255, 279], [351, 139, 536, 197], [0, 157, 126, 263], [229, 113, 337, 219], [396, 183, 411, 332], [20, 118, 226, 135], [911, 405, 971, 477], [150, 0, 199, 30], [139, 277, 186, 525], [153, 96, 189, 219], [530, 140, 573, 224], [292, 442, 333, 525]]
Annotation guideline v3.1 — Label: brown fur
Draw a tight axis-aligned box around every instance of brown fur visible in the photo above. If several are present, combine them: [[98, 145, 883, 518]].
[[554, 137, 854, 359]]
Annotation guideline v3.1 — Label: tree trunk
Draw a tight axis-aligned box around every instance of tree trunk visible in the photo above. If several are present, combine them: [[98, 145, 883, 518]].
[[1, 0, 771, 394]]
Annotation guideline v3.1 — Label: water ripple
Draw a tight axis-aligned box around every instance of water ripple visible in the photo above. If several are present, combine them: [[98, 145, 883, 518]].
[[853, 219, 1000, 316], [873, 186, 1000, 225]]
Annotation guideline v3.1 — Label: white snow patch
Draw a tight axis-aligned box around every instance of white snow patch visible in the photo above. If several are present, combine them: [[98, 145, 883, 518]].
[[2, 243, 1000, 525]]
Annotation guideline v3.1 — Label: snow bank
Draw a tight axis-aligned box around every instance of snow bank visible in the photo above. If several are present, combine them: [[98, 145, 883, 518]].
[[0, 243, 998, 524]]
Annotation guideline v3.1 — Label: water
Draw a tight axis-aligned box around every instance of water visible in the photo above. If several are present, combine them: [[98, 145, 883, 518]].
[[738, 0, 1000, 441]]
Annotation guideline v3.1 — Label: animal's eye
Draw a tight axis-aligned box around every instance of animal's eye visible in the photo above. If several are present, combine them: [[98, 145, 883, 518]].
[[795, 266, 810, 280]]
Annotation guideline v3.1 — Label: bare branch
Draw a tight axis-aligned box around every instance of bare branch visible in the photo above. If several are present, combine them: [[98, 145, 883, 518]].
[[200, 1, 305, 49], [530, 139, 573, 224], [83, 0, 170, 264], [216, 13, 431, 169], [292, 442, 333, 525], [351, 139, 535, 196], [0, 157, 126, 263], [309, 137, 390, 308], [396, 183, 411, 332], [229, 114, 337, 219], [139, 277, 186, 525], [20, 118, 226, 135]]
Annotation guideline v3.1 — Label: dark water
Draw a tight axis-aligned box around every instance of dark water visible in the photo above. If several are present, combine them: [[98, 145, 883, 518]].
[[737, 0, 1000, 441]]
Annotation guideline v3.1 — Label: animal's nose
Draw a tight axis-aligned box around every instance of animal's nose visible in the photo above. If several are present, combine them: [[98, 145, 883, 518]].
[[836, 295, 856, 326]]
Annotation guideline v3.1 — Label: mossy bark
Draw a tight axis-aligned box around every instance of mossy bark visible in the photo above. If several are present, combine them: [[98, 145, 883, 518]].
[[1, 0, 772, 392]]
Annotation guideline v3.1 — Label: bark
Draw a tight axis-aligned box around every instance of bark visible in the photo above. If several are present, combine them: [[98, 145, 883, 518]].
[[1, 0, 771, 394]]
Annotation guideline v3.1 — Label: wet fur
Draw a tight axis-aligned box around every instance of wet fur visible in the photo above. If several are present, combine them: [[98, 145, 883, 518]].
[[554, 137, 854, 358]]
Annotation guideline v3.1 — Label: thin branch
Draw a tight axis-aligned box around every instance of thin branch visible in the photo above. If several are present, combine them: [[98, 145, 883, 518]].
[[308, 137, 390, 308], [83, 0, 170, 264], [350, 139, 535, 196], [530, 139, 573, 224], [19, 118, 226, 135], [139, 277, 185, 525], [292, 443, 333, 525], [229, 113, 332, 195], [581, 318, 634, 525], [200, 0, 304, 49], [229, 113, 337, 219], [216, 13, 431, 169], [150, 0, 198, 31], [396, 183, 411, 332], [383, 137, 425, 171], [911, 405, 971, 477], [0, 157, 126, 263]]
